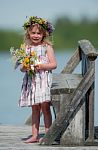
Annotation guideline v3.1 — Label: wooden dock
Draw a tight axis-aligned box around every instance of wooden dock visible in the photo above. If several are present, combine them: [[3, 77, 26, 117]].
[[1, 39, 98, 149], [25, 39, 98, 146], [0, 124, 98, 150]]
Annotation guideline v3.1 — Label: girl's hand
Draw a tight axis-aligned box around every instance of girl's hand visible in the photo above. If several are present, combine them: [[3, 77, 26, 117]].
[[35, 64, 43, 71], [20, 65, 29, 72]]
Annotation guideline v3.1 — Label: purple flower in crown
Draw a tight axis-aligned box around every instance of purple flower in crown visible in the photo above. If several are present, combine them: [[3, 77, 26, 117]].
[[47, 22, 54, 35]]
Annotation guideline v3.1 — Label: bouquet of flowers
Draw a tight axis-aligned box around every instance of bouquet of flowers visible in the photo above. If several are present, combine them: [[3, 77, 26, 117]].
[[10, 44, 39, 76]]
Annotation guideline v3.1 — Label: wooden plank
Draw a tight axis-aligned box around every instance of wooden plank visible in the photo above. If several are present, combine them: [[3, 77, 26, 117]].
[[40, 66, 94, 145], [86, 82, 95, 143], [60, 103, 85, 145], [78, 40, 97, 60], [51, 73, 82, 95], [86, 61, 95, 143], [81, 53, 95, 142], [61, 49, 80, 74], [1, 125, 98, 149]]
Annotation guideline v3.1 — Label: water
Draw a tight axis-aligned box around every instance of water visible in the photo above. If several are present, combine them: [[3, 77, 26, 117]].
[[0, 51, 98, 125]]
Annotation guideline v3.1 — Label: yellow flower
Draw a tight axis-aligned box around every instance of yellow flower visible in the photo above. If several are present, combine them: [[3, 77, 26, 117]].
[[42, 19, 47, 23], [22, 57, 30, 67], [24, 57, 30, 63], [23, 62, 29, 68], [31, 51, 36, 56]]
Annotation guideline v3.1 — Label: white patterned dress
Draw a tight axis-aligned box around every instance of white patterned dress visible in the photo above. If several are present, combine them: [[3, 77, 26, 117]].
[[19, 45, 52, 107]]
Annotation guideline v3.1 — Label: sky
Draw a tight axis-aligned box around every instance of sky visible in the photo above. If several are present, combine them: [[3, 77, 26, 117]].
[[0, 0, 98, 29]]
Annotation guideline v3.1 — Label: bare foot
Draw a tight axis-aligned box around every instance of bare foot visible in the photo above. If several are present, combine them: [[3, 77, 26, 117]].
[[39, 137, 43, 143], [24, 136, 39, 143]]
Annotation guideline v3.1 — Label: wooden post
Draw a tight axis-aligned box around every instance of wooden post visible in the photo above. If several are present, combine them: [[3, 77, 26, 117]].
[[79, 40, 96, 143]]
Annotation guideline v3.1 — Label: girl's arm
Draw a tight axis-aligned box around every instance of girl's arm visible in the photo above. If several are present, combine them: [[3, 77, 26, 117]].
[[35, 45, 57, 71]]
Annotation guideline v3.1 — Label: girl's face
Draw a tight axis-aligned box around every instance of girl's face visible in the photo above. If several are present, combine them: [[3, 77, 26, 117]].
[[29, 25, 43, 45]]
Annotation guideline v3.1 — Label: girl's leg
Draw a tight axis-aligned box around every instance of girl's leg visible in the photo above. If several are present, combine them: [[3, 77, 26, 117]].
[[32, 104, 41, 138], [25, 104, 41, 143], [41, 102, 52, 133]]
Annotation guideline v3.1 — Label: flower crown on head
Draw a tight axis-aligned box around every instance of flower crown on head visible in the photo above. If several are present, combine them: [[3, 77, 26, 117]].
[[23, 16, 54, 35]]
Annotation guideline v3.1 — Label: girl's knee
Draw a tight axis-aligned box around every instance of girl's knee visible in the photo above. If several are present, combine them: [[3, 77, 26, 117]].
[[32, 104, 41, 114]]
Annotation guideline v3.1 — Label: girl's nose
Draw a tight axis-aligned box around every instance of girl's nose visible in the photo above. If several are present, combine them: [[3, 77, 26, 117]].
[[35, 33, 39, 36]]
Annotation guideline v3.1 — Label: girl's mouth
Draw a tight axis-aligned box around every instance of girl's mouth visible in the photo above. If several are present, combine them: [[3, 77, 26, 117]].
[[33, 38, 39, 40]]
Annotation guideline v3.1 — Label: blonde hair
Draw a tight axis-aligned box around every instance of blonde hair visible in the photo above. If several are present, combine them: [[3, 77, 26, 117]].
[[24, 24, 53, 46]]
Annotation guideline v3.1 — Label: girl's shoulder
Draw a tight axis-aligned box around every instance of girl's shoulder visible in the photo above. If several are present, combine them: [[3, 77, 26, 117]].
[[42, 42, 53, 49]]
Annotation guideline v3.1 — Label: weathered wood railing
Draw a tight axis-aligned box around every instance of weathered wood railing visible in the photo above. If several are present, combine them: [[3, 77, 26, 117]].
[[40, 39, 98, 146]]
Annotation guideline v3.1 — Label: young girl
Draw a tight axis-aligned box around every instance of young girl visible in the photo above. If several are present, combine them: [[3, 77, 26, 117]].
[[19, 16, 57, 143]]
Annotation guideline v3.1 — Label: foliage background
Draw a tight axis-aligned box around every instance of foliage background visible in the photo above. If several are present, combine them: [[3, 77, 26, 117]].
[[0, 16, 98, 52]]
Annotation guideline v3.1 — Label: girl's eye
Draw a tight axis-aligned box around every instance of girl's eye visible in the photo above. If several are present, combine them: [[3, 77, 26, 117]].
[[32, 32, 35, 34], [31, 32, 41, 35]]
